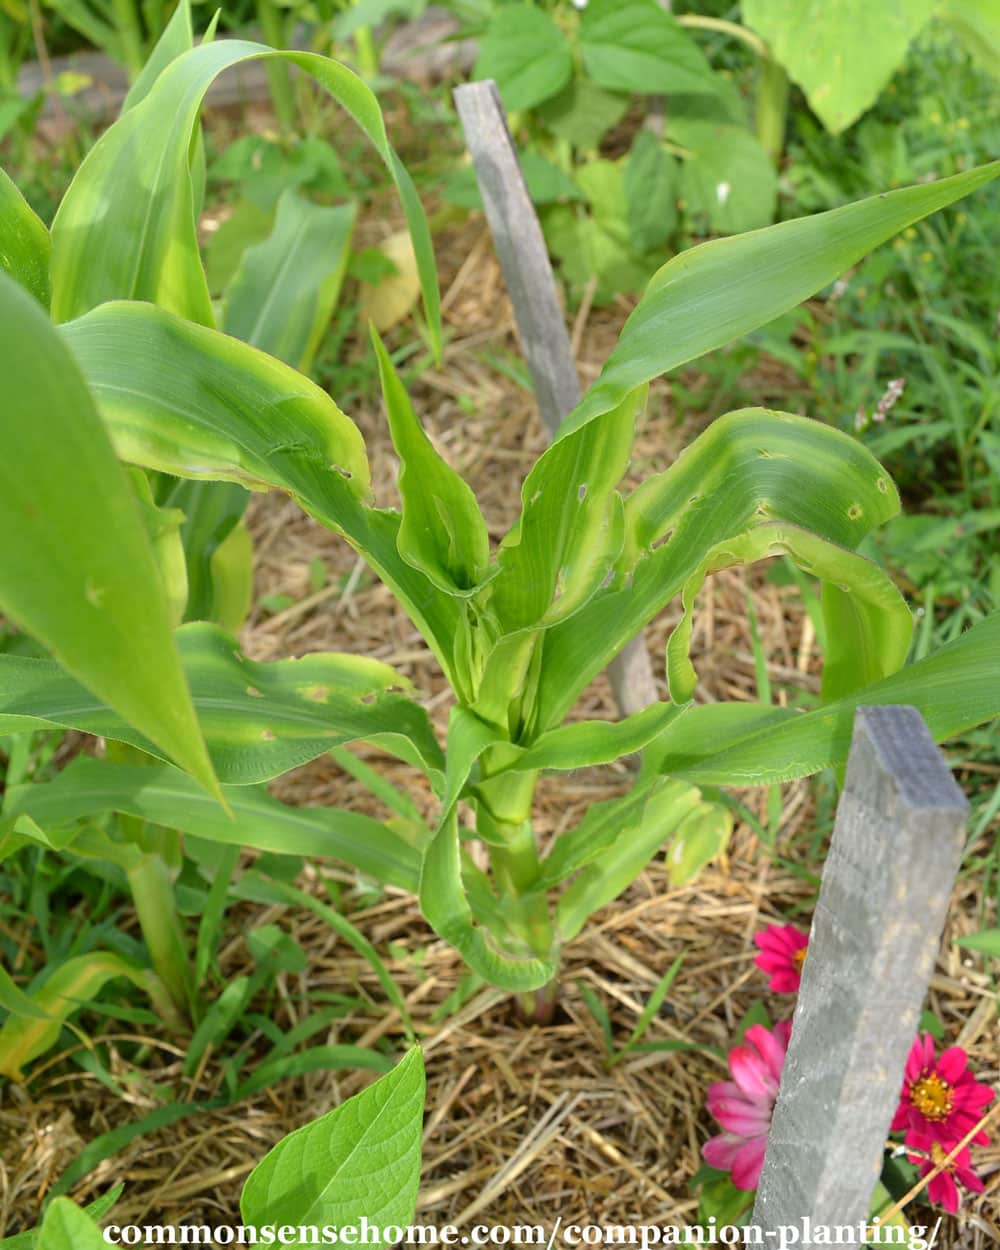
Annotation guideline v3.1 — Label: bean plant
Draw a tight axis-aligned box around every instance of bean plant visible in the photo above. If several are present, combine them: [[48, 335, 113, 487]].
[[0, 1047, 426, 1246], [2, 3, 1000, 1065]]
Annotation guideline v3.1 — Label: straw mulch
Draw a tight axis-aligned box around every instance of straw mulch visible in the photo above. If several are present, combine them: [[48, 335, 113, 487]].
[[1, 206, 997, 1247]]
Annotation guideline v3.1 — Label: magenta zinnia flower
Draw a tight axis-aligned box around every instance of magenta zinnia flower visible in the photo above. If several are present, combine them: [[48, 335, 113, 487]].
[[891, 1034, 994, 1147], [753, 923, 809, 993], [703, 1020, 791, 1190], [905, 1132, 985, 1214]]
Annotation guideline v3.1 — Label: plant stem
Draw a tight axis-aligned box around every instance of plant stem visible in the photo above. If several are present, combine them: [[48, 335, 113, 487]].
[[675, 14, 768, 59], [127, 852, 193, 1015], [353, 26, 378, 78], [110, 0, 146, 80], [756, 56, 789, 165], [257, 0, 297, 134], [476, 754, 558, 1007]]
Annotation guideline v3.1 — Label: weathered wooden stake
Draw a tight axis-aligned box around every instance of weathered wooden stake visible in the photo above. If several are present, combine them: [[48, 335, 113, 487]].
[[453, 79, 659, 718], [753, 705, 969, 1245]]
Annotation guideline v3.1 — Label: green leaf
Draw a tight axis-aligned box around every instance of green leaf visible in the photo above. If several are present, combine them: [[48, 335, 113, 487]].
[[7, 757, 422, 892], [372, 330, 490, 595], [938, 0, 1000, 76], [621, 953, 684, 1054], [537, 80, 629, 150], [0, 275, 219, 802], [0, 951, 173, 1080], [675, 121, 777, 234], [536, 408, 900, 733], [418, 709, 556, 990], [474, 5, 572, 112], [0, 621, 444, 785], [742, 0, 937, 134], [120, 0, 193, 115], [485, 385, 642, 637], [240, 1047, 425, 1244], [665, 522, 912, 704], [580, 0, 717, 96], [494, 700, 687, 775], [624, 131, 678, 253], [537, 773, 661, 889], [559, 163, 1000, 440], [0, 965, 51, 1021], [955, 929, 1000, 958], [664, 800, 732, 885], [557, 779, 718, 941], [545, 205, 650, 303], [62, 300, 462, 687], [247, 876, 414, 1040], [50, 40, 441, 356], [236, 1045, 393, 1100], [207, 518, 255, 633], [37, 1199, 106, 1250], [0, 165, 50, 306], [163, 479, 251, 625], [648, 611, 1000, 785], [223, 190, 356, 374], [62, 300, 370, 495]]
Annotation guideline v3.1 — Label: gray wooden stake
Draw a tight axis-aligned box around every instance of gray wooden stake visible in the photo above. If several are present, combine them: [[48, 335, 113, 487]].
[[753, 706, 968, 1246], [453, 79, 658, 717]]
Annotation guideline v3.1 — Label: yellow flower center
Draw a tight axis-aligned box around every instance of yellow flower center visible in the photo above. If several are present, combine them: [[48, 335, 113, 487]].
[[929, 1142, 957, 1175], [911, 1073, 954, 1121], [793, 948, 807, 970]]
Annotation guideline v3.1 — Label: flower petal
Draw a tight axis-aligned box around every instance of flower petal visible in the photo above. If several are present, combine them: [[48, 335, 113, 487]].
[[703, 1133, 745, 1171], [730, 1135, 768, 1191]]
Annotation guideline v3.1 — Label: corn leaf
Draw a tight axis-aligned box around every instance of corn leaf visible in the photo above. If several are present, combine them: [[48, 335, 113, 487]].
[[7, 758, 422, 892], [558, 164, 1000, 441], [50, 39, 441, 355], [0, 622, 444, 786], [120, 0, 194, 115], [62, 301, 462, 684], [486, 387, 642, 638], [419, 708, 556, 990], [0, 952, 174, 1080], [0, 276, 219, 801], [647, 612, 1000, 785], [0, 164, 50, 306], [372, 330, 491, 596], [489, 700, 687, 775], [665, 523, 912, 704], [556, 780, 721, 941], [223, 190, 356, 374], [534, 408, 900, 733]]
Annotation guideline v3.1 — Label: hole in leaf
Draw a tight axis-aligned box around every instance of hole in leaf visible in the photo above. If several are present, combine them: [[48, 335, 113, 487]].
[[578, 483, 588, 501], [848, 503, 863, 520]]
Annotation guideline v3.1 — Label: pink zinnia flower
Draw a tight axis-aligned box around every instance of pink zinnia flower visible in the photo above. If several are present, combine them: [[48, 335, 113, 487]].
[[905, 1132, 985, 1214], [891, 1034, 994, 1146], [753, 923, 809, 993], [703, 1020, 791, 1190]]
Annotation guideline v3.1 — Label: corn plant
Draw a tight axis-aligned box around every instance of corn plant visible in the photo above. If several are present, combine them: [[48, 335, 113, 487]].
[[0, 1, 437, 1072], [2, 3, 1000, 1052]]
